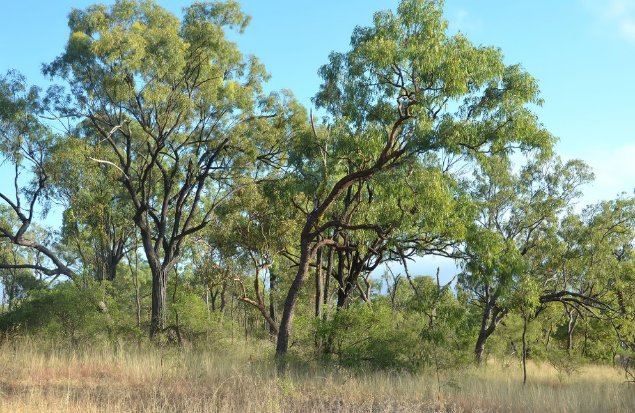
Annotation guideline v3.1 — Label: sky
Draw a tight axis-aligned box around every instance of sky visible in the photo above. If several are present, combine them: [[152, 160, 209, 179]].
[[1, 0, 634, 282]]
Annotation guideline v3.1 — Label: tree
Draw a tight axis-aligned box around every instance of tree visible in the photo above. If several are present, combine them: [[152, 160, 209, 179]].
[[0, 71, 76, 281], [319, 162, 469, 312], [214, 181, 297, 337], [48, 136, 134, 282], [540, 199, 635, 356], [45, 0, 302, 337], [459, 155, 592, 364], [0, 237, 47, 312], [274, 0, 554, 357]]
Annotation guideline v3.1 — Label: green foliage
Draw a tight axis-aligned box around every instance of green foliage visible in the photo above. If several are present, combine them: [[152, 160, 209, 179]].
[[0, 283, 107, 345], [169, 284, 222, 342], [316, 303, 425, 371], [311, 282, 472, 372], [406, 277, 473, 367], [315, 0, 553, 159]]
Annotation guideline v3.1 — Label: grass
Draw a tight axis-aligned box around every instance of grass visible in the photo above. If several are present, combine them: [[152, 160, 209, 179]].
[[0, 338, 633, 412]]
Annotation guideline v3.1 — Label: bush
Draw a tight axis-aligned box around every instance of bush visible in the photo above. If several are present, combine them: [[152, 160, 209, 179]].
[[0, 282, 109, 346], [316, 303, 430, 372]]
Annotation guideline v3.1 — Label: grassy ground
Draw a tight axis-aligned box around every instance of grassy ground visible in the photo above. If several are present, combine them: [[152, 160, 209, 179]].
[[0, 339, 633, 412]]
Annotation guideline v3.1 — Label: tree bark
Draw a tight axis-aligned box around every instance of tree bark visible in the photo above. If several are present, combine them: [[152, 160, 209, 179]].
[[323, 246, 333, 308], [276, 240, 312, 355], [566, 310, 578, 355], [336, 250, 347, 309], [475, 296, 507, 365], [129, 246, 142, 328], [269, 270, 277, 335], [475, 330, 488, 366], [106, 253, 118, 281], [150, 268, 168, 337], [315, 247, 323, 318], [220, 278, 227, 313]]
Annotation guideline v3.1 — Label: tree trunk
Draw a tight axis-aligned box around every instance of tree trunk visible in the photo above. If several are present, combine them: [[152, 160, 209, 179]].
[[323, 247, 333, 309], [545, 323, 553, 352], [336, 287, 348, 309], [475, 330, 488, 366], [136, 222, 171, 339], [7, 282, 14, 313], [315, 247, 323, 318], [150, 268, 168, 338], [475, 302, 492, 365], [276, 240, 312, 356], [335, 250, 347, 309], [362, 275, 372, 302], [106, 253, 118, 281], [1, 281, 6, 314], [475, 299, 506, 365], [220, 276, 228, 313], [205, 279, 210, 315], [269, 270, 277, 335], [131, 251, 141, 328], [566, 311, 578, 355]]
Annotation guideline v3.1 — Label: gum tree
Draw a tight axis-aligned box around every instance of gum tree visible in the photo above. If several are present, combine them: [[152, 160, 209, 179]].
[[460, 156, 593, 364], [45, 0, 301, 336], [0, 71, 76, 281], [275, 0, 553, 357], [48, 136, 134, 282]]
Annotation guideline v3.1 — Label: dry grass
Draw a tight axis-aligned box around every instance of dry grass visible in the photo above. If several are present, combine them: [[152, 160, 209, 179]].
[[0, 339, 633, 412]]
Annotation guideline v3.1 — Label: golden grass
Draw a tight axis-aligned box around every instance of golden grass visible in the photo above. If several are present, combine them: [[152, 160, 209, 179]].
[[0, 339, 633, 412]]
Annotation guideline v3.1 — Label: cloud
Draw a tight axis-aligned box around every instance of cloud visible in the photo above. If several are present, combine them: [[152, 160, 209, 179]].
[[620, 20, 635, 41], [584, 0, 635, 43], [608, 0, 635, 17]]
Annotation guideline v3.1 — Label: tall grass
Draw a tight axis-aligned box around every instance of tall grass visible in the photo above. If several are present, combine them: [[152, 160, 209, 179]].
[[0, 338, 633, 412]]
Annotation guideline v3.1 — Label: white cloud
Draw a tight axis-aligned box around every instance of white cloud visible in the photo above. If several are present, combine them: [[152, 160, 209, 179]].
[[606, 0, 635, 18], [620, 20, 635, 41], [584, 0, 635, 43]]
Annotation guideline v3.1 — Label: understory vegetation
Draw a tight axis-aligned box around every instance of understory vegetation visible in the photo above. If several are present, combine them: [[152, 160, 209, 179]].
[[2, 339, 635, 413], [1, 0, 635, 411]]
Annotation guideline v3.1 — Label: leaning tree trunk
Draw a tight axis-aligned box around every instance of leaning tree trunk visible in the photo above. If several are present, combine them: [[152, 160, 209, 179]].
[[566, 310, 578, 355], [475, 300, 504, 365], [473, 286, 511, 366], [276, 240, 312, 356], [475, 329, 489, 366]]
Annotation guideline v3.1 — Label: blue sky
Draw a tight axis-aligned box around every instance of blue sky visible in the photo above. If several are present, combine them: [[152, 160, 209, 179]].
[[1, 0, 634, 279]]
